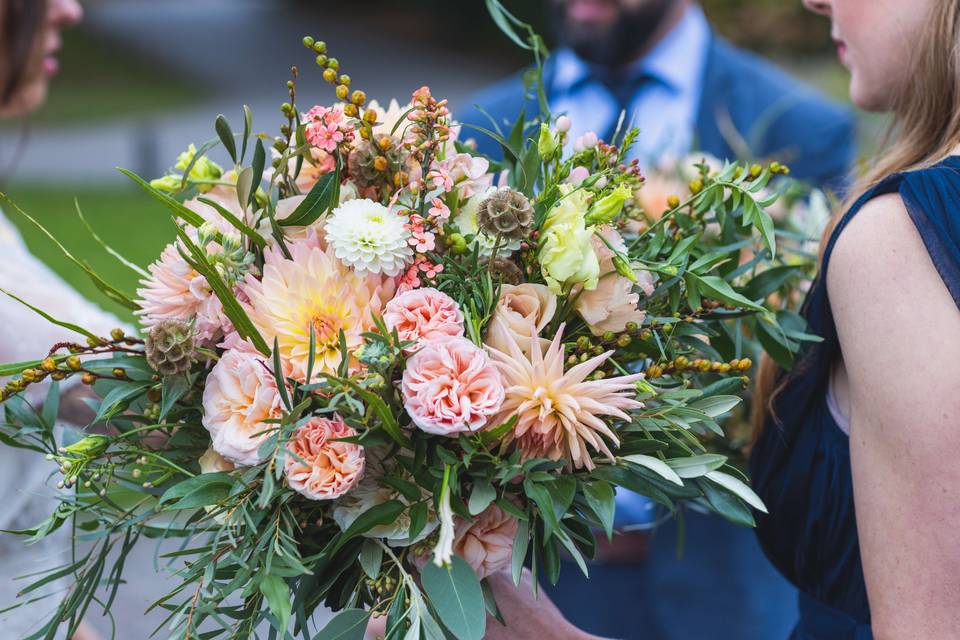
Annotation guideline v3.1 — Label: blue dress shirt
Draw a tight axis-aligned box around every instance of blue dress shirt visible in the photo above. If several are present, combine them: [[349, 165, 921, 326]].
[[550, 4, 710, 163]]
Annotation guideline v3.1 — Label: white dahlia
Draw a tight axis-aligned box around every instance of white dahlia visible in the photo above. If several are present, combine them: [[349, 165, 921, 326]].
[[325, 199, 413, 276]]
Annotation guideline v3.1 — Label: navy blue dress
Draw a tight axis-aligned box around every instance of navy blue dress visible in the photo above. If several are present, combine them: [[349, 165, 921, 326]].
[[750, 157, 960, 639]]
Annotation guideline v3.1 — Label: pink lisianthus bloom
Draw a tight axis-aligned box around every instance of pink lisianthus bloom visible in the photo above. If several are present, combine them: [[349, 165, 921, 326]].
[[201, 334, 288, 466], [401, 336, 504, 436], [433, 153, 493, 199], [575, 226, 653, 335], [383, 287, 464, 353], [284, 416, 365, 501], [453, 502, 519, 579]]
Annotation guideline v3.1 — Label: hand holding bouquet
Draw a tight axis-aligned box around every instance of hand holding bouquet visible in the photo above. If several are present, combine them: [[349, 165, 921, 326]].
[[0, 5, 813, 639]]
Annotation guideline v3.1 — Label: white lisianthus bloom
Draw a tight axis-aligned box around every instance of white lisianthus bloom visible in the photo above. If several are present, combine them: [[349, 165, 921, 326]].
[[455, 187, 521, 257], [331, 455, 438, 546], [325, 199, 413, 276]]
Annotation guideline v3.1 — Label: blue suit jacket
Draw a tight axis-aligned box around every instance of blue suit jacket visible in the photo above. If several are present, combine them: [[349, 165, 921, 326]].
[[457, 35, 855, 193], [457, 35, 856, 640]]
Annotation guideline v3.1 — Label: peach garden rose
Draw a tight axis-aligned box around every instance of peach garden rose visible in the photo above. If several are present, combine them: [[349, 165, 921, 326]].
[[484, 282, 557, 354], [401, 336, 504, 436], [201, 335, 287, 466], [284, 416, 365, 501], [453, 502, 519, 579], [383, 287, 464, 353]]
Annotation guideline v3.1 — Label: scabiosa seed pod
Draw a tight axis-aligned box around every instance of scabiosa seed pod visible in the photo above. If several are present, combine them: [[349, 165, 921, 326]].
[[144, 320, 195, 376], [476, 188, 534, 241]]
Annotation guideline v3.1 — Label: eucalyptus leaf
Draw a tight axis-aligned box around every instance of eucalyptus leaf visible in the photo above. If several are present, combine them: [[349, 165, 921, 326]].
[[313, 608, 369, 640], [468, 480, 496, 516], [259, 574, 292, 635], [421, 555, 485, 640]]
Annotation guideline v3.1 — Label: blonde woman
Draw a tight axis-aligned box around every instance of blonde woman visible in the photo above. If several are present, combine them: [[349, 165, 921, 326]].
[[481, 1, 960, 638]]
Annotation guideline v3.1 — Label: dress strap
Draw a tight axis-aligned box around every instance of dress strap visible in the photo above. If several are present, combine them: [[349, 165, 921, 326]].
[[794, 592, 873, 640], [820, 157, 960, 309]]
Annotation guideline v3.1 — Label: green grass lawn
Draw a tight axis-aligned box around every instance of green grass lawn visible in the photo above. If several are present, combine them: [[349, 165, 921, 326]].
[[4, 183, 177, 323], [3, 27, 201, 128]]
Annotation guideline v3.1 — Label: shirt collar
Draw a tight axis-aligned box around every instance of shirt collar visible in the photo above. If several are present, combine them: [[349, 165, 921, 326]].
[[551, 4, 711, 98]]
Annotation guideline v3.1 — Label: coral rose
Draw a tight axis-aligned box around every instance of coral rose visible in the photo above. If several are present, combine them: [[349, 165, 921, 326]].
[[484, 283, 556, 354], [284, 416, 364, 501], [401, 336, 504, 436], [201, 338, 286, 466], [383, 287, 464, 353], [453, 503, 519, 579]]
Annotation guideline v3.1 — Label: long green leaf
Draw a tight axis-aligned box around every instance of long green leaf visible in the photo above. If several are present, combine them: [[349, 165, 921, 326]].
[[0, 288, 99, 340], [74, 199, 149, 277], [118, 168, 204, 228], [216, 114, 237, 163], [175, 227, 269, 354], [279, 164, 340, 227], [0, 193, 139, 310], [195, 196, 266, 249]]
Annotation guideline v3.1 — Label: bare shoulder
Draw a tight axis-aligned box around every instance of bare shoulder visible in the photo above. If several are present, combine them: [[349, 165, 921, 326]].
[[827, 193, 941, 313], [827, 190, 960, 401]]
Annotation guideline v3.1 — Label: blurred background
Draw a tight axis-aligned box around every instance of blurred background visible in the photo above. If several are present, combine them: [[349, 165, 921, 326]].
[[0, 1, 877, 636], [1, 0, 879, 323]]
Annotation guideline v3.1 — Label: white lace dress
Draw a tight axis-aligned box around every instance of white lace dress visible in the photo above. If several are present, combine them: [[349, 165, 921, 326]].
[[0, 212, 123, 636]]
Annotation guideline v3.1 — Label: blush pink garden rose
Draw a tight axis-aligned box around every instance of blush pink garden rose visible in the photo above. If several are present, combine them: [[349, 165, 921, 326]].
[[201, 334, 287, 466], [453, 502, 519, 579], [484, 283, 557, 354], [284, 416, 365, 501], [401, 336, 504, 436], [575, 226, 654, 335], [383, 287, 464, 353]]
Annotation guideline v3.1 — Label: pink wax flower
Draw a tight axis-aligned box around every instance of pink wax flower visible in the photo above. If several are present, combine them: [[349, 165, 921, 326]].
[[304, 105, 353, 153], [383, 287, 464, 353], [401, 336, 504, 436], [428, 198, 451, 221], [284, 416, 365, 501]]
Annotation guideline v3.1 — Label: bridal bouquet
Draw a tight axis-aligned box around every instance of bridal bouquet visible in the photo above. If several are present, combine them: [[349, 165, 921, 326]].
[[0, 5, 811, 639]]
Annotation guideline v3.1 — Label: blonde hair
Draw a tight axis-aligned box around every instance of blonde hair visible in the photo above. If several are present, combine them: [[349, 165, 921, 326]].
[[751, 0, 960, 437]]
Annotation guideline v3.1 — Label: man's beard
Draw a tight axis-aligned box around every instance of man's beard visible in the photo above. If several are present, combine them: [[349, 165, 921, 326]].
[[552, 0, 673, 68]]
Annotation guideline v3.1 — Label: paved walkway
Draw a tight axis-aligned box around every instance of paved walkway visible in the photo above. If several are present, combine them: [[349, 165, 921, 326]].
[[2, 0, 515, 184]]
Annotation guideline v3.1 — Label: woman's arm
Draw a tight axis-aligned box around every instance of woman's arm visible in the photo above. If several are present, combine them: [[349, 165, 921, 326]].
[[829, 194, 960, 638], [483, 570, 608, 640]]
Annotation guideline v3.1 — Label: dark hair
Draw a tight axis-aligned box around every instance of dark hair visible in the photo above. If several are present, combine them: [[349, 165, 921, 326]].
[[1, 0, 46, 104]]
